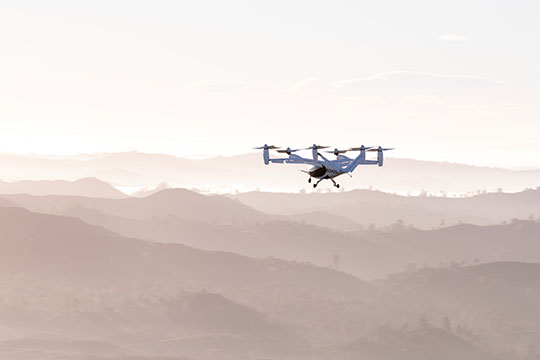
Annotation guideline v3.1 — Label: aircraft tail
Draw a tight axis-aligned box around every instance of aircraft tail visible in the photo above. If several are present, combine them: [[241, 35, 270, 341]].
[[345, 151, 366, 172]]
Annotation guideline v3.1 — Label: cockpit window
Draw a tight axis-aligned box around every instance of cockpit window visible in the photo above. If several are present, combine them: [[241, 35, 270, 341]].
[[308, 165, 326, 178]]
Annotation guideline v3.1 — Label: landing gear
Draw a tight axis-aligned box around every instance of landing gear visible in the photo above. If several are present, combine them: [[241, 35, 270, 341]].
[[311, 178, 340, 189], [308, 177, 311, 183], [313, 178, 324, 188], [331, 179, 340, 188]]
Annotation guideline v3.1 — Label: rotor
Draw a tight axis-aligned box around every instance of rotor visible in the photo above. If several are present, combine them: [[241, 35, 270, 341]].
[[348, 145, 373, 151], [324, 148, 350, 156], [276, 147, 302, 155], [253, 144, 280, 150], [367, 146, 395, 152], [303, 144, 330, 150]]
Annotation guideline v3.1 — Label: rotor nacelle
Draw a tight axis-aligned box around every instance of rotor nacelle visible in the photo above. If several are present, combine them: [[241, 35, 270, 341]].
[[254, 144, 279, 165], [276, 147, 301, 156], [304, 144, 329, 160], [325, 148, 349, 156], [367, 146, 394, 167]]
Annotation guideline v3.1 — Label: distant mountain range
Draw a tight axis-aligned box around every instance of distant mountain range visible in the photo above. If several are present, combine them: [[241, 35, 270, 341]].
[[1, 151, 539, 193], [3, 188, 540, 281], [0, 177, 128, 198], [0, 206, 385, 358], [0, 205, 375, 309], [1, 173, 540, 229], [1, 173, 539, 358], [381, 261, 540, 352], [314, 327, 498, 360], [231, 188, 540, 228], [1, 205, 536, 358], [0, 188, 269, 224]]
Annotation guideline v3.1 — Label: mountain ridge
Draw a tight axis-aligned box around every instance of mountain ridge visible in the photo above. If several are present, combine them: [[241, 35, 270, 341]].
[[0, 177, 128, 199], [1, 151, 539, 193]]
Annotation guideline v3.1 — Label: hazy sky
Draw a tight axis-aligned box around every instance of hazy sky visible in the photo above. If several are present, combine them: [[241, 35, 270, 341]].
[[0, 0, 539, 168]]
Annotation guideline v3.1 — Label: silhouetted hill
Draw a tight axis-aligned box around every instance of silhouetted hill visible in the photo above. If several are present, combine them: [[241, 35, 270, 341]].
[[287, 210, 361, 230], [0, 198, 384, 277], [0, 290, 302, 359], [0, 177, 128, 199], [3, 191, 540, 280], [81, 213, 540, 280], [381, 261, 540, 354], [1, 151, 539, 193], [0, 206, 373, 297], [0, 206, 394, 356], [0, 188, 271, 224], [465, 261, 540, 289], [1, 205, 537, 358], [0, 338, 136, 360], [384, 261, 540, 319], [314, 328, 497, 360], [25, 291, 300, 358], [231, 188, 540, 228], [0, 197, 16, 207], [375, 221, 540, 273], [354, 261, 540, 358]]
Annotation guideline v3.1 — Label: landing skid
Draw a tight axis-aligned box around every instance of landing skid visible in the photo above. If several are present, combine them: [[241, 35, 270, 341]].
[[312, 178, 340, 189]]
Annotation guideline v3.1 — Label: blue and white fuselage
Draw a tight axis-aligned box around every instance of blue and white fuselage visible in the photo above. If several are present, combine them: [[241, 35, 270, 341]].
[[256, 144, 392, 188]]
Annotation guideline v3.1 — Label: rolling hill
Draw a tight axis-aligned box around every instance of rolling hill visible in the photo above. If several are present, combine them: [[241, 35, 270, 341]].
[[0, 188, 271, 224], [0, 177, 128, 199], [231, 188, 540, 228], [0, 206, 373, 297], [3, 189, 540, 280], [1, 151, 539, 194], [0, 206, 383, 346], [1, 203, 536, 358]]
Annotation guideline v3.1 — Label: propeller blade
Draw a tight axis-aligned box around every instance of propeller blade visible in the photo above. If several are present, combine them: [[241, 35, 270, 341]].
[[324, 148, 349, 155], [277, 147, 301, 154], [348, 146, 373, 151], [303, 145, 330, 150], [253, 145, 280, 150], [367, 147, 394, 152]]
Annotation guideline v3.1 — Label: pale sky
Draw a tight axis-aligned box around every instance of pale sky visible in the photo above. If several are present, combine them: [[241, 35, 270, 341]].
[[0, 0, 539, 168]]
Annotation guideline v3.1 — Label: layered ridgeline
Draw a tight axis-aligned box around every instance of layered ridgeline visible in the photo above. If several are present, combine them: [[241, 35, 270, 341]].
[[230, 188, 540, 228], [0, 177, 128, 199], [1, 206, 536, 358], [3, 186, 540, 228], [2, 188, 540, 280], [0, 206, 377, 359], [378, 261, 540, 358], [1, 151, 539, 193]]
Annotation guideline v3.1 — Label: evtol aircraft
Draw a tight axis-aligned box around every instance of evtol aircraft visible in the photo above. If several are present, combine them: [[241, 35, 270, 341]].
[[254, 144, 393, 188]]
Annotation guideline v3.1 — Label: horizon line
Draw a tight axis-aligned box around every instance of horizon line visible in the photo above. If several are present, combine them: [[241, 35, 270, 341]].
[[0, 150, 539, 172]]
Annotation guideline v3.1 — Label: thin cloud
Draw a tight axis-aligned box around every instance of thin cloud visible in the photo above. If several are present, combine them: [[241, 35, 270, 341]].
[[186, 80, 246, 92], [334, 71, 504, 89], [342, 95, 387, 105], [439, 33, 469, 42], [402, 94, 443, 105], [284, 77, 319, 94]]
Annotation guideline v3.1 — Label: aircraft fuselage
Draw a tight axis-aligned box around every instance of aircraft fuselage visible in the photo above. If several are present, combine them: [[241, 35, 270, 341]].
[[308, 164, 341, 179]]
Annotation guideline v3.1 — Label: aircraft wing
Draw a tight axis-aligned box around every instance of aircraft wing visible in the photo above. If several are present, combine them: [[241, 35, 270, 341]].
[[333, 155, 353, 166], [269, 154, 318, 165]]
